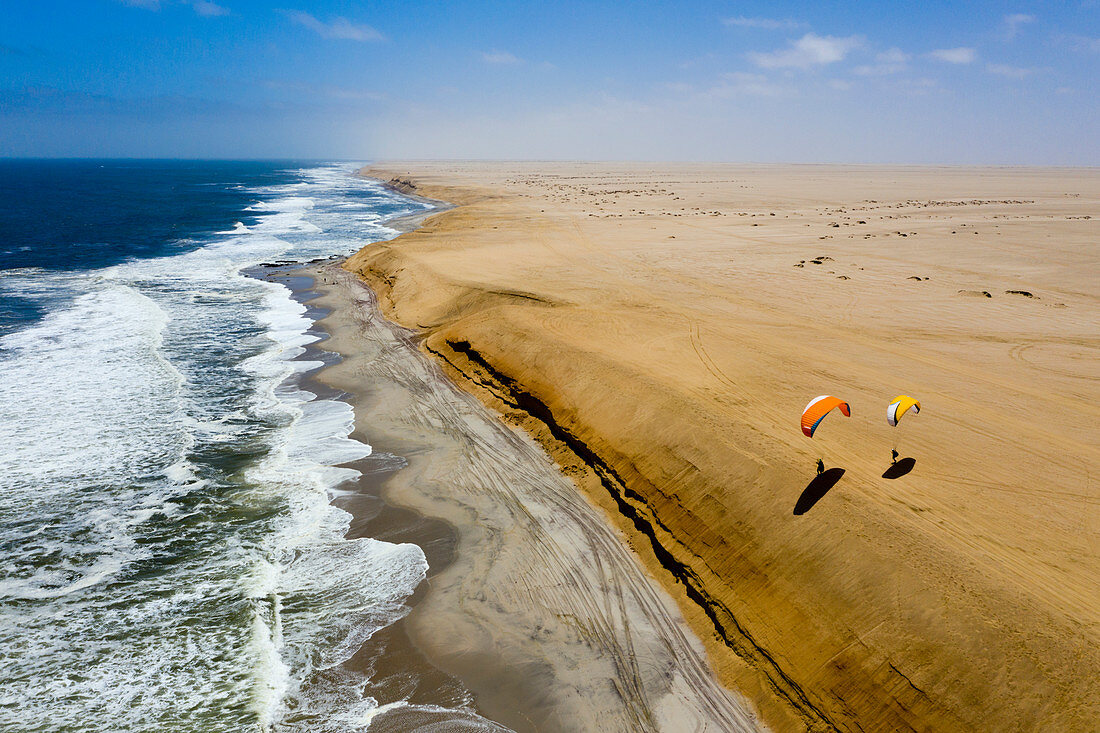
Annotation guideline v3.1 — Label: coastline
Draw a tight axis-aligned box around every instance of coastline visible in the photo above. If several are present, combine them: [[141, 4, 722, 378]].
[[369, 178, 455, 233], [270, 249, 760, 729], [343, 162, 1100, 732], [256, 267, 488, 731]]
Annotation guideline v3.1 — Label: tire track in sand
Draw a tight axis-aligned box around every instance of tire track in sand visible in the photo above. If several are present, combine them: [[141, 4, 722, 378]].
[[316, 262, 763, 733]]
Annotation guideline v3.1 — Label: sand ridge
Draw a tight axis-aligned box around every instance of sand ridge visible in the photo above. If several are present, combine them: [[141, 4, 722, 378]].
[[348, 163, 1100, 732]]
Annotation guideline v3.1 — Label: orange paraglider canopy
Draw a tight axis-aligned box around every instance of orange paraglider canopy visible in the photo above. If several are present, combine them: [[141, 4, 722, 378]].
[[801, 395, 851, 438]]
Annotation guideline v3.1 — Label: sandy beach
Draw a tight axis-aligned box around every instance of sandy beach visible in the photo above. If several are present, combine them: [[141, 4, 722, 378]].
[[341, 163, 1100, 732], [293, 261, 759, 731]]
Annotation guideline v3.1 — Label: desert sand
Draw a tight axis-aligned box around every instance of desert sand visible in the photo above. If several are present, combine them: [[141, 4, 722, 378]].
[[344, 163, 1099, 732]]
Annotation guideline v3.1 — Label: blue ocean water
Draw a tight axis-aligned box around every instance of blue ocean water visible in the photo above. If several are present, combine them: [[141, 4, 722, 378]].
[[0, 161, 439, 731], [0, 161, 280, 332]]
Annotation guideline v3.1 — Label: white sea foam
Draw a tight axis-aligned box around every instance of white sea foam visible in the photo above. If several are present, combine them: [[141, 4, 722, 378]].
[[236, 266, 427, 727], [0, 163, 435, 732], [0, 285, 184, 602]]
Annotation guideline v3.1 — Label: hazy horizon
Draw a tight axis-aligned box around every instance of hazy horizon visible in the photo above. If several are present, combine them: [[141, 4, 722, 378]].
[[3, 1, 1098, 164], [6, 158, 1100, 169]]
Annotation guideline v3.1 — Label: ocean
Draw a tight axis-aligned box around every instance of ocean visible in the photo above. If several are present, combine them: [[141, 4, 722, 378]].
[[0, 161, 442, 731]]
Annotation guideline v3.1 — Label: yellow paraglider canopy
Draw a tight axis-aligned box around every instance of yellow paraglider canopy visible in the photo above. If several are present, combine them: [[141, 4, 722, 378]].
[[887, 395, 920, 427]]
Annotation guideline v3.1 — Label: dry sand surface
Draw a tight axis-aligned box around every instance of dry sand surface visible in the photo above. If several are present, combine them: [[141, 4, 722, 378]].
[[344, 162, 1100, 732], [305, 263, 760, 732]]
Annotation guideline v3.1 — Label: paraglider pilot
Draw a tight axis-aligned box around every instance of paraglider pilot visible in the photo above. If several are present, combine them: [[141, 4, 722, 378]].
[[891, 449, 899, 464], [816, 459, 825, 475]]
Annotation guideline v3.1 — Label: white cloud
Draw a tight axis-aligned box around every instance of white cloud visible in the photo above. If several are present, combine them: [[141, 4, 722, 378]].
[[894, 77, 939, 96], [722, 16, 801, 30], [671, 72, 792, 100], [323, 87, 384, 101], [1002, 13, 1035, 40], [288, 12, 384, 42], [481, 50, 522, 64], [679, 53, 718, 69], [1065, 35, 1100, 53], [929, 47, 976, 64], [117, 0, 227, 13], [189, 0, 228, 16], [878, 48, 910, 64], [986, 63, 1036, 78], [854, 47, 910, 75], [717, 71, 789, 96], [749, 33, 862, 69]]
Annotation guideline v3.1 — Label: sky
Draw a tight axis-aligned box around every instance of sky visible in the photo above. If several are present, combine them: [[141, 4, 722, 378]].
[[1, 1, 1098, 163]]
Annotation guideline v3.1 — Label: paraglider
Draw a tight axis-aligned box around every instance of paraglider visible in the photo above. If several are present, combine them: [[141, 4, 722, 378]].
[[886, 395, 920, 427], [799, 398, 848, 513], [794, 393, 924, 507], [886, 395, 921, 472], [801, 395, 851, 438]]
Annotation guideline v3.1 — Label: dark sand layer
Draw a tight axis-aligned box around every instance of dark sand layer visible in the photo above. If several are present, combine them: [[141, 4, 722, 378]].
[[285, 262, 760, 731]]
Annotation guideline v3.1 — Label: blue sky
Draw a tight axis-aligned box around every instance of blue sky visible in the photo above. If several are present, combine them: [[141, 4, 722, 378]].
[[1, 1, 1097, 162]]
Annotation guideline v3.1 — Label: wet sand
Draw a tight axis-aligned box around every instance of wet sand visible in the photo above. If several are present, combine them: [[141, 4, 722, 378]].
[[255, 271, 481, 730], [344, 163, 1100, 732], [290, 262, 760, 731]]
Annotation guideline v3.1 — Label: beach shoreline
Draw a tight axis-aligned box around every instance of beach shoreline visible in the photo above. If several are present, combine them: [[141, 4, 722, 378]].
[[369, 178, 455, 233], [343, 162, 1100, 732], [256, 267, 491, 731], [271, 252, 760, 730]]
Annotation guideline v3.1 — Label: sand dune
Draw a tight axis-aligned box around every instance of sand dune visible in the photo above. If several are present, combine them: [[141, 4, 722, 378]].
[[346, 163, 1100, 732]]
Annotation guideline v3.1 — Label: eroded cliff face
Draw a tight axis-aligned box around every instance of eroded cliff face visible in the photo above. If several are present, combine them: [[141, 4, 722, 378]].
[[384, 176, 419, 196], [346, 163, 1100, 733]]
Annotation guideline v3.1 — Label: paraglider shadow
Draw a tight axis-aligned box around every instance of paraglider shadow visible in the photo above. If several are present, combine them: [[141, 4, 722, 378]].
[[793, 468, 845, 515], [882, 457, 916, 479]]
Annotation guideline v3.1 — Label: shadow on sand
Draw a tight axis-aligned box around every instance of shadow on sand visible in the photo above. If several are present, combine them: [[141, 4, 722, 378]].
[[882, 457, 916, 479], [794, 468, 845, 515]]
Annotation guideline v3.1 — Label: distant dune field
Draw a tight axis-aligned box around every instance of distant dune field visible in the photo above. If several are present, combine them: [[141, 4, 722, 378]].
[[347, 162, 1100, 732]]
